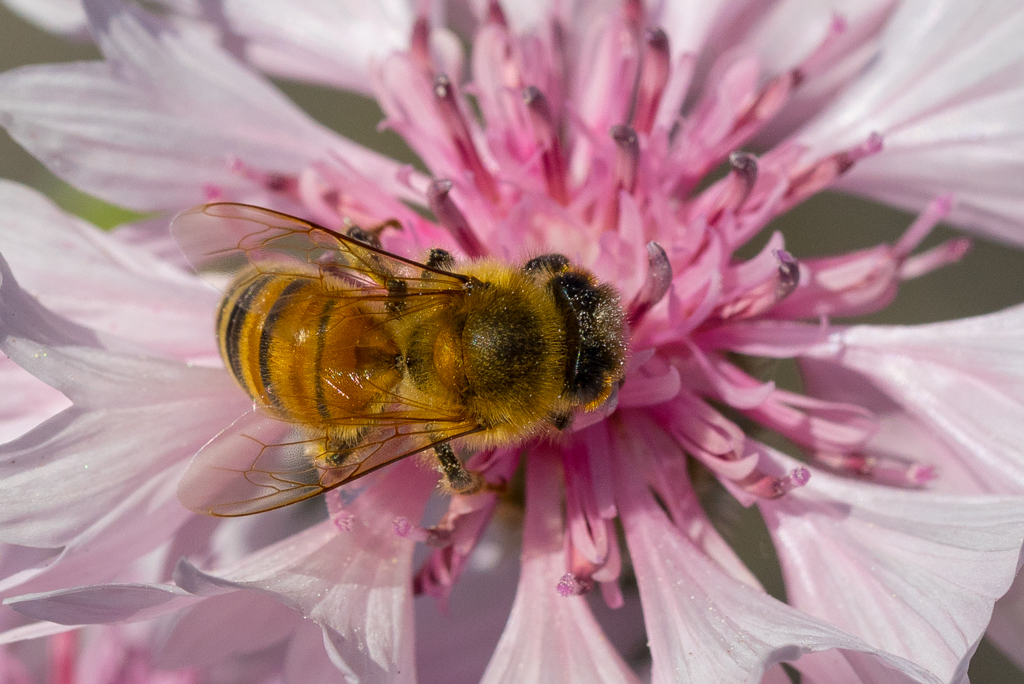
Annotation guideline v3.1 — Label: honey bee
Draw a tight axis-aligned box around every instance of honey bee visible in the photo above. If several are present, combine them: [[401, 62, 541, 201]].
[[171, 203, 626, 516]]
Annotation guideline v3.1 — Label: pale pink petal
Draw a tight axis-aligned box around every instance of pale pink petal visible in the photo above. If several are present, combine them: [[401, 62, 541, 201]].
[[802, 305, 1024, 493], [0, 255, 247, 547], [0, 181, 218, 362], [157, 589, 302, 672], [758, 447, 1024, 682], [799, 0, 1024, 243], [1, 0, 87, 35], [5, 583, 196, 625], [480, 448, 638, 684], [217, 0, 418, 93], [0, 0, 420, 212], [988, 571, 1024, 669], [0, 357, 69, 444], [615, 443, 944, 684], [175, 461, 437, 683]]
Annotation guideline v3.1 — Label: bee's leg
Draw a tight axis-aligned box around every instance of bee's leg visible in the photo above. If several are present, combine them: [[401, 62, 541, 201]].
[[425, 248, 455, 272], [546, 410, 574, 431], [346, 219, 401, 249], [434, 442, 483, 494], [385, 277, 408, 313], [321, 428, 367, 468]]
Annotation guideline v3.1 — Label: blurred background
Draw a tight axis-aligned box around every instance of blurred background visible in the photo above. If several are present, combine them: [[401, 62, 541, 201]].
[[2, 2, 1023, 681]]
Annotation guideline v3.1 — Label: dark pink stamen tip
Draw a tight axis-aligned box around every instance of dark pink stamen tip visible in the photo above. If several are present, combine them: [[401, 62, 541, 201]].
[[632, 27, 671, 134], [774, 249, 800, 300], [628, 241, 672, 325], [556, 573, 593, 597], [524, 86, 569, 204], [411, 16, 431, 71], [729, 151, 758, 196], [611, 124, 640, 193], [486, 0, 508, 27], [427, 178, 488, 257], [433, 74, 500, 203], [393, 516, 412, 537]]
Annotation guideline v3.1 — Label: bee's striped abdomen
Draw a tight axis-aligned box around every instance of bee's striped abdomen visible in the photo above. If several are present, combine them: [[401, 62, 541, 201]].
[[217, 274, 403, 426]]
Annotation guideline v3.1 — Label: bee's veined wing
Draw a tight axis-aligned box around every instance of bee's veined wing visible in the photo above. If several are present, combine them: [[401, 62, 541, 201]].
[[178, 409, 480, 517], [170, 202, 470, 293]]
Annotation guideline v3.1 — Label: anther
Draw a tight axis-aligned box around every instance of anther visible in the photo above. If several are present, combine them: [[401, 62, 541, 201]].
[[631, 28, 671, 134], [433, 74, 500, 203], [628, 242, 672, 325], [411, 16, 432, 72], [611, 125, 640, 194], [729, 151, 758, 201], [486, 0, 508, 27], [523, 86, 569, 204], [742, 467, 810, 499], [427, 179, 487, 258], [774, 250, 800, 301]]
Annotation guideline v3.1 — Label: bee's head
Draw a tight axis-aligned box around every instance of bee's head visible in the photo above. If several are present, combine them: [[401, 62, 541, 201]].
[[525, 254, 627, 409]]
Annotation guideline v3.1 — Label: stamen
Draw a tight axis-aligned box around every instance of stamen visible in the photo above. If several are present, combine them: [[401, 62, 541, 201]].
[[523, 86, 569, 204], [742, 467, 810, 499], [427, 178, 488, 257], [411, 16, 432, 72], [814, 452, 937, 488], [623, 0, 644, 31], [729, 151, 758, 201], [783, 132, 882, 209], [628, 241, 672, 325], [557, 572, 595, 597], [774, 249, 800, 301], [632, 28, 671, 134], [48, 631, 76, 684], [433, 74, 500, 203], [794, 13, 848, 84], [893, 193, 953, 257], [611, 124, 640, 194], [486, 0, 508, 27], [227, 156, 298, 196]]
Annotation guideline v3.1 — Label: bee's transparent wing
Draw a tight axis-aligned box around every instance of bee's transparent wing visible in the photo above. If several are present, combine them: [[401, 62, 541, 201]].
[[179, 409, 480, 517], [170, 202, 469, 294]]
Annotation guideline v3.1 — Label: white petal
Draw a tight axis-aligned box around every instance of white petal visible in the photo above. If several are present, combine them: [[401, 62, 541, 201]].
[[480, 449, 638, 684], [176, 461, 436, 683], [0, 180, 218, 361], [1, 0, 88, 35], [0, 356, 70, 444], [758, 447, 1024, 682], [5, 583, 195, 625], [798, 0, 1024, 243], [219, 0, 416, 93], [0, 0, 419, 211], [0, 255, 247, 547], [802, 304, 1024, 493], [615, 441, 946, 684]]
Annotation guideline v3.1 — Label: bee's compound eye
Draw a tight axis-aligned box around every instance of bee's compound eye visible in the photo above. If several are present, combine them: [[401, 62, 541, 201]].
[[523, 253, 570, 275]]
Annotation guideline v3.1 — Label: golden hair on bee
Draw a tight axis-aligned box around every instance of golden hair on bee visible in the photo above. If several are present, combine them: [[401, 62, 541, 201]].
[[171, 203, 627, 516]]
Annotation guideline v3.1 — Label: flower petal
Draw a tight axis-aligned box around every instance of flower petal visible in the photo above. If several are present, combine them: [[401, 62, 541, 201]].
[[480, 446, 638, 684], [802, 304, 1024, 493], [5, 583, 195, 625], [0, 180, 218, 362], [758, 447, 1024, 682], [1, 0, 88, 35], [217, 0, 417, 93], [175, 461, 436, 683], [988, 571, 1024, 670], [798, 0, 1024, 243], [0, 0, 420, 212]]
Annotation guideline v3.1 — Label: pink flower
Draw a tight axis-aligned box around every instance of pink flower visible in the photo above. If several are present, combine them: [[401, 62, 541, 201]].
[[1, 0, 1023, 682]]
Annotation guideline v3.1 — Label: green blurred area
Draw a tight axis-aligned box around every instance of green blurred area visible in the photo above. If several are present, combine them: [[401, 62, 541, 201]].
[[2, 2, 1023, 681]]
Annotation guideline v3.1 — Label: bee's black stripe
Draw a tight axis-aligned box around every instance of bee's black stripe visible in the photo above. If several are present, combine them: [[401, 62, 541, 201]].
[[224, 275, 272, 385], [313, 298, 337, 421], [258, 278, 308, 408]]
